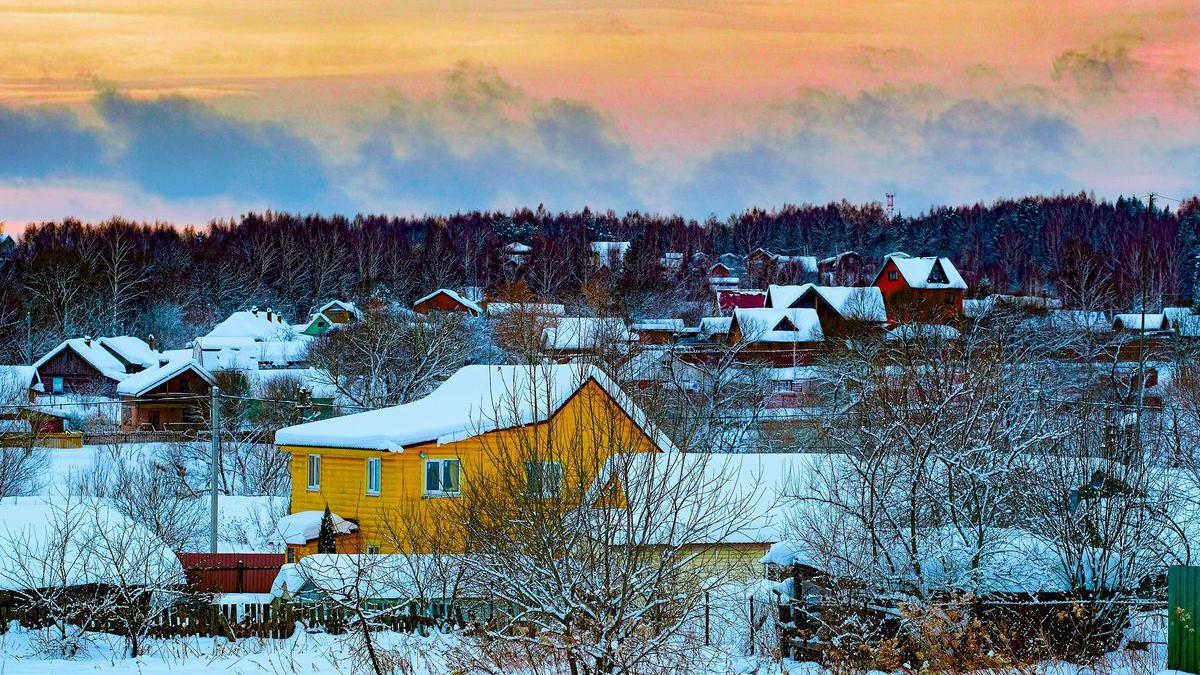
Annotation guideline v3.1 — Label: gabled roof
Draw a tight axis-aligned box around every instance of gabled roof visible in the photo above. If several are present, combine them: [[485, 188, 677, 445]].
[[874, 255, 967, 290], [1113, 313, 1170, 331], [316, 300, 362, 318], [541, 318, 634, 350], [768, 284, 886, 322], [590, 452, 833, 545], [275, 364, 678, 453], [116, 357, 215, 397], [206, 309, 293, 341], [698, 317, 733, 338], [33, 336, 157, 381], [731, 307, 824, 343], [98, 336, 162, 369], [413, 289, 483, 316], [0, 365, 41, 393]]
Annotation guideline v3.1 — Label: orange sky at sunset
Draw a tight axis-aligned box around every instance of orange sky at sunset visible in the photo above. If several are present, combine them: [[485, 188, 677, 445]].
[[1, 1, 1198, 226]]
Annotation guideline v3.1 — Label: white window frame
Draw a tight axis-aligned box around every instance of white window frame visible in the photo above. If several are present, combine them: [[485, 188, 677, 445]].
[[424, 458, 461, 497], [306, 454, 321, 491], [365, 543, 381, 555], [525, 461, 564, 499], [887, 270, 898, 281], [51, 377, 64, 394], [366, 457, 381, 496]]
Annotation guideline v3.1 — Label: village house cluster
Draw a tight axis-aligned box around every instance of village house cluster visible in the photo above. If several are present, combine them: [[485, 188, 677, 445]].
[[0, 240, 1194, 668]]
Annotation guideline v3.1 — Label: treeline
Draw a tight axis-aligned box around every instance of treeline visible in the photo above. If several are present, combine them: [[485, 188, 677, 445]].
[[0, 192, 1197, 361]]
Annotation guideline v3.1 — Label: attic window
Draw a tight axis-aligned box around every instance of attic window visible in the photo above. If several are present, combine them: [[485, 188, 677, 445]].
[[927, 260, 949, 284], [888, 270, 898, 281], [773, 317, 799, 332]]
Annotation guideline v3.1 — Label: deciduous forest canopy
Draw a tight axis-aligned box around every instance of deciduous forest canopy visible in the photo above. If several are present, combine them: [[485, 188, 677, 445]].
[[2, 192, 1198, 362]]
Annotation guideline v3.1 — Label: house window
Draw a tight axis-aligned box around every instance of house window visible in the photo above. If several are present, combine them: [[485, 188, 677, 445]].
[[366, 457, 381, 496], [306, 455, 321, 491], [424, 459, 461, 496], [887, 270, 898, 281], [525, 461, 564, 499], [365, 543, 381, 555], [51, 377, 64, 394]]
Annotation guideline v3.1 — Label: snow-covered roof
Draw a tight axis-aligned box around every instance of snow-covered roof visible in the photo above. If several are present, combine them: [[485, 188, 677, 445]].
[[541, 318, 635, 350], [774, 254, 818, 272], [98, 336, 162, 369], [590, 241, 631, 267], [630, 319, 685, 332], [731, 307, 824, 343], [876, 255, 967, 290], [243, 367, 339, 399], [33, 337, 155, 381], [591, 453, 832, 545], [271, 553, 478, 600], [276, 364, 678, 453], [698, 317, 733, 338], [1113, 313, 1170, 331], [1177, 315, 1200, 338], [0, 365, 41, 394], [503, 242, 532, 253], [268, 510, 358, 546], [885, 323, 961, 341], [195, 337, 312, 370], [485, 302, 566, 317], [413, 289, 483, 315], [316, 300, 362, 319], [0, 496, 182, 591], [1163, 306, 1193, 323], [116, 357, 215, 397], [205, 309, 293, 341], [1047, 310, 1111, 333], [766, 284, 886, 322]]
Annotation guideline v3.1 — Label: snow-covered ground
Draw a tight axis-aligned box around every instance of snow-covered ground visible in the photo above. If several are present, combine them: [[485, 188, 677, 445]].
[[0, 621, 1169, 675]]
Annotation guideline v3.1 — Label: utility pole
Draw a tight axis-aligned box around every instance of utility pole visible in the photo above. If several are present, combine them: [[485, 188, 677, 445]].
[[210, 384, 221, 554], [1136, 193, 1154, 449]]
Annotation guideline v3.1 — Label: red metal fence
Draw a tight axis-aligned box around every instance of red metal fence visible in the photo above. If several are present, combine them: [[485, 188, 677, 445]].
[[178, 553, 285, 594]]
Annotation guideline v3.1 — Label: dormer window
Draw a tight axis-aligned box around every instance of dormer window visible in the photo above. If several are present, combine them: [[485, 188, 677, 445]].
[[773, 317, 798, 332]]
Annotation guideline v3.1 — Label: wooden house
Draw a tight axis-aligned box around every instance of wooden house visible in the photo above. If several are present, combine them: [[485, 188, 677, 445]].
[[630, 319, 686, 345], [818, 251, 864, 286], [728, 307, 825, 365], [117, 359, 216, 431], [872, 254, 967, 323], [274, 364, 674, 558], [766, 284, 887, 336], [412, 289, 483, 316], [315, 300, 361, 325], [34, 336, 160, 396]]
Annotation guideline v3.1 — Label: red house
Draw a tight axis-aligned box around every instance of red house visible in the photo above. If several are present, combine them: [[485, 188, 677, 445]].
[[413, 289, 483, 317], [872, 254, 967, 323]]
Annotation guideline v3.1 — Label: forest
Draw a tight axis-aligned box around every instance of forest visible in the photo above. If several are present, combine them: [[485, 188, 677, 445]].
[[1, 192, 1198, 362]]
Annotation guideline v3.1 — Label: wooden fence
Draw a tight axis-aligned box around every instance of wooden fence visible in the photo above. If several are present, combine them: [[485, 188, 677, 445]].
[[1170, 566, 1200, 674], [0, 600, 470, 641]]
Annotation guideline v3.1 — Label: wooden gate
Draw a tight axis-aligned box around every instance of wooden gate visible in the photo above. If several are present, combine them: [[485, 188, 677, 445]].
[[1170, 565, 1200, 674]]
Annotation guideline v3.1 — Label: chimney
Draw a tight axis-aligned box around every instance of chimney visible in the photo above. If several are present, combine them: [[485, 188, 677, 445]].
[[83, 336, 92, 347], [266, 307, 274, 322], [147, 333, 156, 352], [251, 305, 259, 316]]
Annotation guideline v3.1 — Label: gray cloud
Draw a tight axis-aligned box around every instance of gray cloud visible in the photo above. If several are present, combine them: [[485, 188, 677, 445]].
[[0, 105, 106, 180], [1051, 35, 1141, 102]]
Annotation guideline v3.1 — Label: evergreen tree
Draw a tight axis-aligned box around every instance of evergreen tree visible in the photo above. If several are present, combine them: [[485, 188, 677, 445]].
[[317, 505, 336, 554]]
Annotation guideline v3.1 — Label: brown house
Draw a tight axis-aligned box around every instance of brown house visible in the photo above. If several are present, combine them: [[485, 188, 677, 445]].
[[413, 289, 483, 316], [34, 336, 160, 396], [117, 359, 216, 431], [315, 300, 361, 325]]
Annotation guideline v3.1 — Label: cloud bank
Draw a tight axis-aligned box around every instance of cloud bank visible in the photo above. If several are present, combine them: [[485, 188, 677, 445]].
[[1, 49, 1197, 226]]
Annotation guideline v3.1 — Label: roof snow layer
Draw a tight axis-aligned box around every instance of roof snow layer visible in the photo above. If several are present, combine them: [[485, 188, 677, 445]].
[[275, 364, 677, 453]]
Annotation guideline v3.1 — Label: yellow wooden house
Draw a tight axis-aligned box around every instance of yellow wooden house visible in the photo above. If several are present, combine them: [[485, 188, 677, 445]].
[[274, 364, 676, 559]]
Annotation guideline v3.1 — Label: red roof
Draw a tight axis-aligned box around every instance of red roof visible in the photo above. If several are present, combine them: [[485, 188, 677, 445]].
[[717, 290, 767, 313]]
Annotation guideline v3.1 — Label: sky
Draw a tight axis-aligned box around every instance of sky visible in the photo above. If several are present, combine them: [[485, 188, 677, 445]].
[[1, 0, 1198, 230]]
